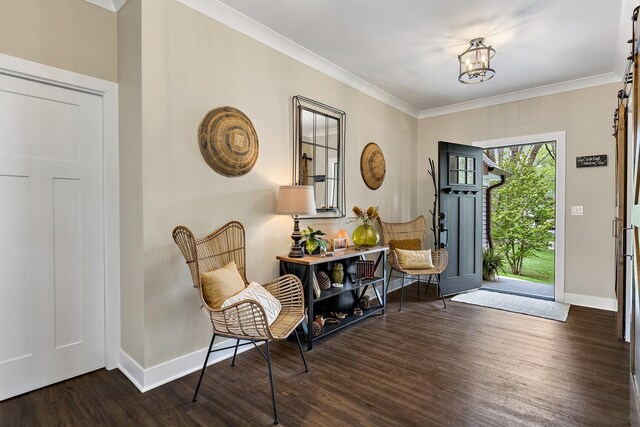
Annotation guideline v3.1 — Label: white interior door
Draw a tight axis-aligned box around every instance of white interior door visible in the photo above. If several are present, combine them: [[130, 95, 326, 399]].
[[0, 73, 105, 400]]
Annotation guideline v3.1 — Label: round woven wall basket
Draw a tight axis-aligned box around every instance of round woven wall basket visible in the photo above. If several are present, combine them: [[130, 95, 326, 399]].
[[360, 142, 386, 190], [198, 106, 259, 177]]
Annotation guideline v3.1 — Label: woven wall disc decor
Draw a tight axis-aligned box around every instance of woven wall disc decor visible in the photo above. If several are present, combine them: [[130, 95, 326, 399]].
[[360, 142, 386, 190], [198, 106, 259, 177]]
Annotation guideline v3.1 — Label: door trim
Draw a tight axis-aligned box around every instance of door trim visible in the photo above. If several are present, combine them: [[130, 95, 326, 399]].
[[0, 53, 120, 370], [471, 131, 566, 303]]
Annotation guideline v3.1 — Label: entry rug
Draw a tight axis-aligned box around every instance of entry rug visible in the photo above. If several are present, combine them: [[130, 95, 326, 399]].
[[451, 290, 570, 322]]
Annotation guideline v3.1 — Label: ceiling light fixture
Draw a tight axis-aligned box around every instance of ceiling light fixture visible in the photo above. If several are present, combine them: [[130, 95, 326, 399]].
[[458, 38, 495, 84]]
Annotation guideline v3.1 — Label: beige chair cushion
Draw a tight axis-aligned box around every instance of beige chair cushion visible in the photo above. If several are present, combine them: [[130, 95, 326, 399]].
[[200, 261, 246, 308], [389, 238, 422, 251], [395, 248, 435, 269], [222, 282, 282, 325]]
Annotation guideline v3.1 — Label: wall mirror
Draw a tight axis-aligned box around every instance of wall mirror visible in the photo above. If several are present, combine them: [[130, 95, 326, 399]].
[[292, 95, 346, 218]]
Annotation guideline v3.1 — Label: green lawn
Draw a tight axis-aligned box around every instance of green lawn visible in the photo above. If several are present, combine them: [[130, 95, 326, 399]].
[[501, 249, 555, 285]]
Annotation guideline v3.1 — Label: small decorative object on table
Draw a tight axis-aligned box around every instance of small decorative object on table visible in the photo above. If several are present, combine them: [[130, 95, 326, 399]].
[[332, 263, 344, 283], [350, 206, 380, 247], [317, 271, 331, 290], [333, 237, 348, 252], [337, 229, 350, 248], [300, 227, 329, 255]]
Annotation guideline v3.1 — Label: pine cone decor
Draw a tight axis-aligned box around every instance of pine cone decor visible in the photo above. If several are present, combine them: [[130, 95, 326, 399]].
[[317, 271, 331, 290], [312, 321, 322, 337]]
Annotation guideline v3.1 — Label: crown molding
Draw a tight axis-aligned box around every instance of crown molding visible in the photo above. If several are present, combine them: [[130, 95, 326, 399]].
[[417, 72, 622, 119], [85, 0, 129, 12], [176, 0, 420, 118]]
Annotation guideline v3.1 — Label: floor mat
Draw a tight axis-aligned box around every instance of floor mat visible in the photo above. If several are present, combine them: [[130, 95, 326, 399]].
[[451, 289, 570, 321]]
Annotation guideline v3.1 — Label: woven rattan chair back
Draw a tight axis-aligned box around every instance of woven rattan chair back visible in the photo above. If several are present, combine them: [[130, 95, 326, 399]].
[[377, 215, 427, 248], [377, 215, 449, 310], [172, 221, 308, 424], [172, 221, 249, 288]]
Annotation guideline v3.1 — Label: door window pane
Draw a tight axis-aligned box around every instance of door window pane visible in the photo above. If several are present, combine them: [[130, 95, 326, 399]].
[[449, 154, 476, 185]]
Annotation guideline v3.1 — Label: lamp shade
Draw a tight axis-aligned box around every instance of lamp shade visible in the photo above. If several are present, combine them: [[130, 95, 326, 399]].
[[276, 185, 316, 215]]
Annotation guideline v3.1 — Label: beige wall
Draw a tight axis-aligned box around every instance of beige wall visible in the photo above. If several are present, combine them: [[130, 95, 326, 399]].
[[118, 0, 145, 364], [122, 0, 417, 367], [417, 83, 620, 301], [0, 0, 117, 82]]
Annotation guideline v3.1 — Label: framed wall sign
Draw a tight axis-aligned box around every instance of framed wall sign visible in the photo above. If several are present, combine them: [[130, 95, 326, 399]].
[[576, 154, 607, 168]]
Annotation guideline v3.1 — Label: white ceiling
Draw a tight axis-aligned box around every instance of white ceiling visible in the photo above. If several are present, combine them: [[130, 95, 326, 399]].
[[90, 0, 634, 117], [217, 0, 626, 113]]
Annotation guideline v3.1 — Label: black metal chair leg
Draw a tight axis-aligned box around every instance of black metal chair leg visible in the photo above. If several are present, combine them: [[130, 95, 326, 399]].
[[436, 276, 447, 308], [192, 333, 216, 402], [231, 339, 240, 367], [265, 341, 279, 424], [416, 275, 420, 299], [425, 274, 432, 295], [293, 330, 309, 372], [399, 273, 405, 311]]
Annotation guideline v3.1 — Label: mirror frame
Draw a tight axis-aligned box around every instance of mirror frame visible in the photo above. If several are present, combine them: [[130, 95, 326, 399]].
[[292, 95, 346, 218]]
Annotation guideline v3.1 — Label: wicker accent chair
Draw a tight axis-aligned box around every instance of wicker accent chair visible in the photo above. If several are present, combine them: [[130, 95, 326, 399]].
[[172, 221, 308, 425], [377, 215, 448, 310]]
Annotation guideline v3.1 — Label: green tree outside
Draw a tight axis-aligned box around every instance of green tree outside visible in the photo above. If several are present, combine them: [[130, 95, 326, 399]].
[[491, 149, 555, 275]]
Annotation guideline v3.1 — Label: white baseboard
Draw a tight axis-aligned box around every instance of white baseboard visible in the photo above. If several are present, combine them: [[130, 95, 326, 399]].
[[118, 337, 260, 393], [564, 293, 616, 311], [118, 349, 145, 391]]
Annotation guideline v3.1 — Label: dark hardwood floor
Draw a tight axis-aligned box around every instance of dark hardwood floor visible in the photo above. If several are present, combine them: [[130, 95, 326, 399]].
[[1, 284, 630, 426]]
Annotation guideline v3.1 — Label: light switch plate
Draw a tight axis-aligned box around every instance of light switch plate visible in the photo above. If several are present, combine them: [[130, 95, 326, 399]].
[[571, 206, 584, 216]]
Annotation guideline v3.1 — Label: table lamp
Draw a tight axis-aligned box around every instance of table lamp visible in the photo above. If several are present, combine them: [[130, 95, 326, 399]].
[[277, 185, 316, 258]]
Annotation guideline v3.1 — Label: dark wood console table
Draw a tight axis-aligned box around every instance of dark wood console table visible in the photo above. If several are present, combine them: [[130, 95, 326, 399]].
[[277, 246, 388, 350]]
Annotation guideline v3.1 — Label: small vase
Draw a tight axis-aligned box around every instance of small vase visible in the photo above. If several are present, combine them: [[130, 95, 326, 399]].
[[352, 224, 379, 247]]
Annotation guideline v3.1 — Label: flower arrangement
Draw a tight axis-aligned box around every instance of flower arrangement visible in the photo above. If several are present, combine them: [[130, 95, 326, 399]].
[[349, 206, 379, 225]]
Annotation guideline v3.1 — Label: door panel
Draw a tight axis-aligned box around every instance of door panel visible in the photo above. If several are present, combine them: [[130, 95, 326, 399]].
[[0, 73, 104, 400], [630, 10, 640, 421], [0, 175, 31, 364], [615, 98, 628, 340], [438, 141, 483, 295]]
